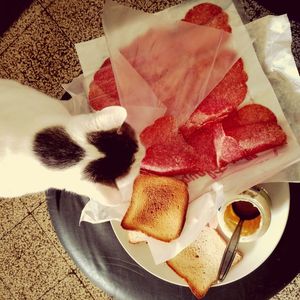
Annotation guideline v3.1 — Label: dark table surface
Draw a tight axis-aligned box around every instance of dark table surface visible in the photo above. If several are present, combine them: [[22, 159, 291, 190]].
[[46, 182, 300, 300], [47, 1, 300, 299]]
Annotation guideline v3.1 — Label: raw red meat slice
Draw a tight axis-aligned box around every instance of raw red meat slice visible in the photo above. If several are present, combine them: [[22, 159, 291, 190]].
[[222, 103, 277, 129], [88, 58, 120, 111], [182, 123, 244, 173], [218, 136, 246, 165], [183, 3, 232, 33], [142, 105, 287, 177], [180, 104, 286, 175], [183, 124, 218, 174], [141, 135, 200, 176], [140, 115, 177, 148], [182, 3, 247, 131], [181, 58, 248, 134], [88, 94, 119, 111], [220, 104, 286, 159], [89, 4, 234, 116], [212, 123, 246, 167], [224, 122, 287, 156]]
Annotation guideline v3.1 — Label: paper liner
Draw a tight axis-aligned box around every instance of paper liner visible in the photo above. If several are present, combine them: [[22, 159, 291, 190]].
[[68, 1, 300, 264], [102, 0, 243, 131]]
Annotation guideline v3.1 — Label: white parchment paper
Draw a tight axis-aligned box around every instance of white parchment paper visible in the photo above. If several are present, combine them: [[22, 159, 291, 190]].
[[63, 0, 300, 263], [245, 14, 300, 182]]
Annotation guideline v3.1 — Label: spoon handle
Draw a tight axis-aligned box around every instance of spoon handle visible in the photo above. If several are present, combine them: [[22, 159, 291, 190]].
[[218, 218, 244, 282]]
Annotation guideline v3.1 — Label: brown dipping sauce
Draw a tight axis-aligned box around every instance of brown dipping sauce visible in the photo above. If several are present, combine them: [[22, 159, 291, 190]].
[[224, 201, 261, 236]]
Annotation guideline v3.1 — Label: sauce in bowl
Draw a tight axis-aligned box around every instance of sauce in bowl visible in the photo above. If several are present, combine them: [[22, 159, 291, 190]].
[[224, 201, 261, 236]]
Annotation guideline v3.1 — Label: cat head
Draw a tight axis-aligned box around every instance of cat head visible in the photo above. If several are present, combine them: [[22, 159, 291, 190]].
[[33, 106, 143, 205]]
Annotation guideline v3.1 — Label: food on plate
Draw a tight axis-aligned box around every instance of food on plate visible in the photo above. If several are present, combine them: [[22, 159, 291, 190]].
[[88, 58, 120, 111], [128, 1, 286, 178], [140, 115, 178, 148], [121, 174, 189, 242], [88, 3, 235, 113], [221, 103, 277, 128], [183, 2, 232, 33], [87, 0, 288, 179], [181, 58, 248, 132], [224, 122, 286, 157], [167, 226, 242, 299], [141, 134, 200, 176], [223, 201, 261, 236], [141, 104, 287, 176]]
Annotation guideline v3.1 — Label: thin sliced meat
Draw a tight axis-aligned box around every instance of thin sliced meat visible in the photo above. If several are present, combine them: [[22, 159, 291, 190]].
[[182, 124, 218, 174], [182, 3, 247, 130], [224, 122, 287, 156], [182, 104, 286, 175], [88, 94, 119, 111], [140, 115, 177, 148], [220, 104, 285, 159], [222, 103, 277, 129], [89, 3, 234, 115], [88, 58, 120, 110], [213, 123, 246, 167], [142, 111, 287, 177], [183, 3, 232, 33], [181, 58, 248, 134], [182, 123, 244, 173], [141, 135, 200, 176]]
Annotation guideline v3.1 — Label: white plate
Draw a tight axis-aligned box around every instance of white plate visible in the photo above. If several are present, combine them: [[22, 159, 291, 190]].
[[111, 182, 290, 287]]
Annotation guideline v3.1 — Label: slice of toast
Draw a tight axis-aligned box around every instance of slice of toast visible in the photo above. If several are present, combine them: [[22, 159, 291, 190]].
[[121, 174, 189, 242], [167, 226, 242, 299]]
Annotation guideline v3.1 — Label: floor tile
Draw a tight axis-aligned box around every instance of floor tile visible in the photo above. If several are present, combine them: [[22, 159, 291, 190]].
[[0, 65, 9, 78], [38, 0, 56, 9], [32, 201, 78, 269], [121, 0, 183, 13], [291, 20, 300, 70], [0, 196, 29, 239], [75, 268, 113, 300], [20, 192, 46, 213], [0, 1, 43, 55], [39, 273, 93, 300], [46, 0, 104, 44], [0, 277, 16, 300], [33, 201, 112, 299], [0, 10, 81, 99], [238, 0, 272, 22], [0, 215, 71, 299], [271, 274, 300, 300]]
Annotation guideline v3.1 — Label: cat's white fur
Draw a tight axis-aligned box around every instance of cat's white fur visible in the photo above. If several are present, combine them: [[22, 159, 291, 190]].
[[0, 79, 139, 205]]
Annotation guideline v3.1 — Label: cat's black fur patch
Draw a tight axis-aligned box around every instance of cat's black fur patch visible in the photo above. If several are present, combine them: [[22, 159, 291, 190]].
[[84, 123, 138, 185], [33, 126, 85, 168]]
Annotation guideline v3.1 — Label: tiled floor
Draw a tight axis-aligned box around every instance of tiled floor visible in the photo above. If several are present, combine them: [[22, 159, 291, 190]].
[[0, 0, 124, 299], [0, 1, 299, 300]]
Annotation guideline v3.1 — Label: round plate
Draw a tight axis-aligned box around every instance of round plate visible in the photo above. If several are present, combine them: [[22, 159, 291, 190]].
[[111, 182, 290, 287]]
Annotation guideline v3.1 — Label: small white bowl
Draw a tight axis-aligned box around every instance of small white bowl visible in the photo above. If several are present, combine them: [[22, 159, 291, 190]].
[[217, 186, 271, 243]]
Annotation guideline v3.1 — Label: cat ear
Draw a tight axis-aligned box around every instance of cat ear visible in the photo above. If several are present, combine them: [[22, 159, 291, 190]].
[[91, 106, 127, 131], [67, 106, 127, 139]]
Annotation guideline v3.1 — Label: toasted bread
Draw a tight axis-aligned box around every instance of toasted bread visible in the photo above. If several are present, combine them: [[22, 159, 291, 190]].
[[121, 174, 189, 242], [167, 226, 242, 299]]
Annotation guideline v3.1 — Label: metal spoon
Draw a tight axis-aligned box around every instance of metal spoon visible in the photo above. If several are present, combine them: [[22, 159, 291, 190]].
[[217, 201, 260, 282]]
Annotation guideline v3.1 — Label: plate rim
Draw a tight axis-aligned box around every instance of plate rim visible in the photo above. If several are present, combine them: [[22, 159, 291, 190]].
[[111, 182, 290, 287]]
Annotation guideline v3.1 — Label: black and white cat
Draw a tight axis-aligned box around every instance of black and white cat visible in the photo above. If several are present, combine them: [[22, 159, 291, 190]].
[[0, 79, 141, 205]]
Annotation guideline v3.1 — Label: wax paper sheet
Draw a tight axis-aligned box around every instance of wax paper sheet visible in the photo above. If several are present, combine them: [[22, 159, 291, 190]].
[[65, 0, 300, 263], [101, 0, 244, 132]]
